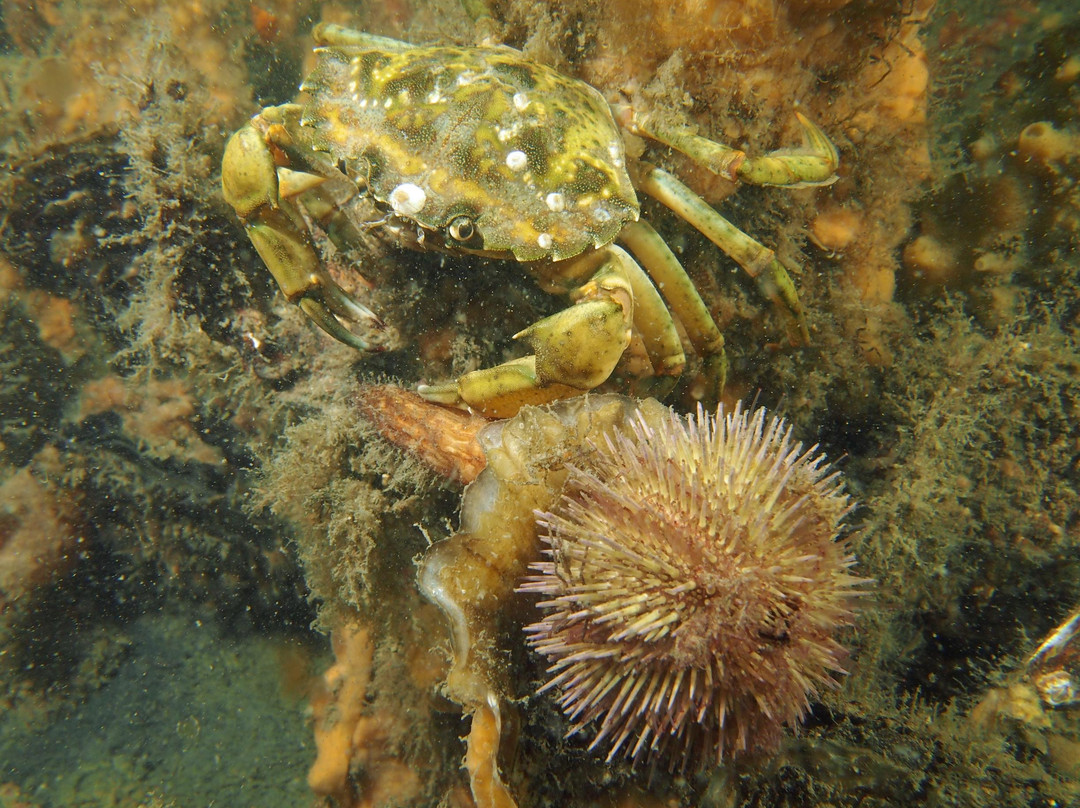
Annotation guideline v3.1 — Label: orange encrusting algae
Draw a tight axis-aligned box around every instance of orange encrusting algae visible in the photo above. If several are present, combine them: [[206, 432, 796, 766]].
[[307, 617, 425, 807], [308, 622, 374, 800], [0, 449, 82, 613]]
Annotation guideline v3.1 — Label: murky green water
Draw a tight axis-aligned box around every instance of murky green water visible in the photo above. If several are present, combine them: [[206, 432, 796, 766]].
[[1, 2, 1078, 806]]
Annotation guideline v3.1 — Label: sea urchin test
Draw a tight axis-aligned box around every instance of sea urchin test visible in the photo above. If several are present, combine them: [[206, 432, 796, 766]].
[[520, 402, 865, 770]]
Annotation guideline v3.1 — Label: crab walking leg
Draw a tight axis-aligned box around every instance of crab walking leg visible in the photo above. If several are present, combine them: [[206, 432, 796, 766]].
[[636, 164, 811, 346], [221, 112, 383, 351], [591, 236, 688, 397], [616, 107, 839, 187], [419, 246, 641, 418], [619, 219, 728, 398], [737, 111, 839, 187]]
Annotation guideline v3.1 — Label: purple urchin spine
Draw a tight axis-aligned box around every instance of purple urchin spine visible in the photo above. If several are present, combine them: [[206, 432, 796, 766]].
[[518, 401, 867, 771]]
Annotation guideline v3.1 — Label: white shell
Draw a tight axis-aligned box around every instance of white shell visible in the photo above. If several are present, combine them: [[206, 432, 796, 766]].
[[389, 183, 427, 216], [505, 150, 528, 171]]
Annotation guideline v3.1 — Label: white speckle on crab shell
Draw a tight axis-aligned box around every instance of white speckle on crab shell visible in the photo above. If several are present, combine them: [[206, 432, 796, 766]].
[[545, 192, 566, 212], [537, 233, 553, 250], [592, 206, 613, 224], [389, 183, 427, 216], [506, 150, 528, 171], [497, 123, 523, 143], [513, 92, 530, 111], [608, 141, 625, 168]]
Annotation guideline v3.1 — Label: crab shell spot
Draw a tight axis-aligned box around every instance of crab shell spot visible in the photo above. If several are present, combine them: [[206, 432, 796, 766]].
[[506, 150, 528, 171], [545, 192, 566, 212], [390, 183, 427, 216], [608, 141, 625, 168], [537, 233, 553, 250]]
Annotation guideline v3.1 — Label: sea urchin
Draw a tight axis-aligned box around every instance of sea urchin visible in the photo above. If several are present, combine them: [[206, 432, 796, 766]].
[[519, 401, 865, 771]]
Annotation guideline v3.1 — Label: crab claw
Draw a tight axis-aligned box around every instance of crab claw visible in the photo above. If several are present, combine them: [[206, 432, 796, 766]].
[[242, 206, 385, 352], [735, 111, 840, 188], [298, 284, 386, 353], [223, 118, 385, 352]]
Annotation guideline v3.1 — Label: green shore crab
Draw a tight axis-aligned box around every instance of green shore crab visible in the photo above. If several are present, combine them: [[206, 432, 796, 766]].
[[222, 23, 838, 417]]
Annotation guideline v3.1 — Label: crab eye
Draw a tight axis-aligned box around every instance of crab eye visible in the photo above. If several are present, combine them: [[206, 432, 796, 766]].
[[448, 216, 475, 242]]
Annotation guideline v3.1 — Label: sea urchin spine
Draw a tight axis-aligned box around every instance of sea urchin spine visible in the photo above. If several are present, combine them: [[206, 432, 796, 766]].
[[519, 401, 865, 771]]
